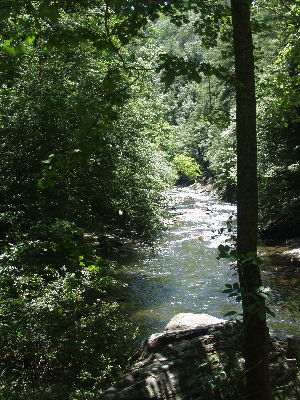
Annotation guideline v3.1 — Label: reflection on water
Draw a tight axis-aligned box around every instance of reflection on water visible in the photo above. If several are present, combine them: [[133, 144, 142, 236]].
[[112, 186, 300, 338], [260, 244, 300, 335]]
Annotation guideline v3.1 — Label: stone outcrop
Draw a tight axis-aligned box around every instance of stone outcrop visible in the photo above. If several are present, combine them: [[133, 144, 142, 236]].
[[165, 313, 226, 330], [101, 313, 300, 400]]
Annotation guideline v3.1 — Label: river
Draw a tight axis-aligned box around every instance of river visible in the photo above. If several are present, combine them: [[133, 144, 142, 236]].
[[112, 186, 300, 338]]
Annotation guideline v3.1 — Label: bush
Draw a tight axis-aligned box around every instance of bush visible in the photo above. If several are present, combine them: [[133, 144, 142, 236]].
[[172, 153, 201, 183], [5, 220, 96, 276], [0, 228, 137, 399]]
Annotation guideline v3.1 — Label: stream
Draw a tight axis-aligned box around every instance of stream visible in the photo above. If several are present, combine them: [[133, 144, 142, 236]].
[[112, 186, 300, 338]]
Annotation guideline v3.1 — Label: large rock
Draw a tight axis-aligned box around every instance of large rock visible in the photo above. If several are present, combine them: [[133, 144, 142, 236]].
[[165, 313, 225, 330], [101, 313, 300, 400]]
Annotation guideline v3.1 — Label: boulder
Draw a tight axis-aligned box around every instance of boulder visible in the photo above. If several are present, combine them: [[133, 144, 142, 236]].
[[165, 313, 226, 330], [101, 313, 300, 400]]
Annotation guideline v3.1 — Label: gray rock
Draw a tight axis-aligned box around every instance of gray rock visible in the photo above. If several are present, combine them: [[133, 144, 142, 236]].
[[101, 313, 300, 400], [165, 313, 226, 330]]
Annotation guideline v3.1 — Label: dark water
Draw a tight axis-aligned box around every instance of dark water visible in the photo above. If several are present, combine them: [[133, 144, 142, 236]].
[[113, 186, 300, 338]]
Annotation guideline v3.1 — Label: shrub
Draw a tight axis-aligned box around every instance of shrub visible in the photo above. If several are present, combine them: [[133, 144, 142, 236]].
[[0, 228, 137, 399], [172, 153, 201, 182]]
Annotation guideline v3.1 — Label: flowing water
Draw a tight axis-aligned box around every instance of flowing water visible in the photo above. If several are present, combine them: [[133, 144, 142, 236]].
[[112, 186, 300, 338]]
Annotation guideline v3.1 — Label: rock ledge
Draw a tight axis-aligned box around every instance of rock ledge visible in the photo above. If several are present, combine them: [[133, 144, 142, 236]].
[[101, 313, 300, 400]]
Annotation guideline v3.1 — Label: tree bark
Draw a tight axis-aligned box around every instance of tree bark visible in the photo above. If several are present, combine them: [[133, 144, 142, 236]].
[[230, 1, 273, 399]]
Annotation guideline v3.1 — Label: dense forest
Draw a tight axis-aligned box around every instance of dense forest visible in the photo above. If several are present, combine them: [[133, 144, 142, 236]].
[[0, 0, 299, 399]]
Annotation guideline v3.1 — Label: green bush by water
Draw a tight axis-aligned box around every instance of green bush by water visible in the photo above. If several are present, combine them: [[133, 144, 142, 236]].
[[0, 222, 137, 399]]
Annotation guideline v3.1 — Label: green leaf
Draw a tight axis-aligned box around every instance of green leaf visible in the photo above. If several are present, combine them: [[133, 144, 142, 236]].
[[265, 307, 275, 318], [1, 40, 17, 55], [223, 311, 237, 317], [229, 249, 238, 258], [24, 36, 36, 45], [2, 46, 16, 56]]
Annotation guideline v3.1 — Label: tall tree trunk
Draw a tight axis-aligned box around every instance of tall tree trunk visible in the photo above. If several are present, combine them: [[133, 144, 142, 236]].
[[230, 1, 273, 399]]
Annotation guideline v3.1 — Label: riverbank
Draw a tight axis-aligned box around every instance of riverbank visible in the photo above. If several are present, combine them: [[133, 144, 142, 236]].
[[260, 237, 300, 265]]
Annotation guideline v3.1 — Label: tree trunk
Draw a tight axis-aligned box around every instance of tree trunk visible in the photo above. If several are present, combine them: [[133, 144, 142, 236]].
[[230, 1, 273, 399]]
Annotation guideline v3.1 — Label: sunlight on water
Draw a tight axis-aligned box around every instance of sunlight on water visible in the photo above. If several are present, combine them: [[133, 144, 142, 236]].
[[114, 186, 300, 338]]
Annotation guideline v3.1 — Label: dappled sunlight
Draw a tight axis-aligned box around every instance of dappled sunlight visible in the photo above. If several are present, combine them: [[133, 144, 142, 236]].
[[114, 187, 300, 338]]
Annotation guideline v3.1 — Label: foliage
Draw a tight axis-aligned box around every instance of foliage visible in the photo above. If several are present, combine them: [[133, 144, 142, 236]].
[[218, 231, 275, 322], [222, 281, 275, 321], [172, 153, 201, 182], [0, 5, 179, 397], [3, 220, 95, 275], [0, 0, 299, 397], [0, 231, 136, 399], [205, 122, 236, 200], [198, 345, 243, 399], [141, 11, 236, 197], [0, 10, 176, 242], [254, 0, 300, 233]]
